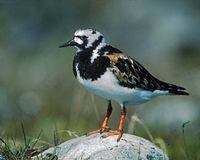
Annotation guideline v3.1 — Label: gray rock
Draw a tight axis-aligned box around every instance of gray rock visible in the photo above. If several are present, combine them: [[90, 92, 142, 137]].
[[34, 133, 169, 160]]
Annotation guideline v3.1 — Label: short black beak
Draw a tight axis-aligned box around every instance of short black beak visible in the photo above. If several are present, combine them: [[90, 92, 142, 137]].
[[59, 39, 76, 48]]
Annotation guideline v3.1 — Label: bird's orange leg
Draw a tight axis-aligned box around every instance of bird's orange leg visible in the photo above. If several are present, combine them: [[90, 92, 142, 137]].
[[87, 101, 112, 135], [102, 105, 126, 142]]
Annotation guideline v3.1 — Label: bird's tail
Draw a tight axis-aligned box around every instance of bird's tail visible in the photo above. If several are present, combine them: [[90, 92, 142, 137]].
[[156, 80, 189, 95], [168, 87, 189, 95]]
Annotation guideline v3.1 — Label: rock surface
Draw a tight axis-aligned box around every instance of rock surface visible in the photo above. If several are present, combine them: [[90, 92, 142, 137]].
[[34, 133, 169, 160]]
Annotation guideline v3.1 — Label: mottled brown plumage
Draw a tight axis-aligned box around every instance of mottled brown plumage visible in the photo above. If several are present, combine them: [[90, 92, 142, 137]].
[[104, 52, 188, 95]]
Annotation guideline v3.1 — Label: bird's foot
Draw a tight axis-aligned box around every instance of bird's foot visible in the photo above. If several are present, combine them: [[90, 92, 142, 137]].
[[101, 129, 123, 142], [87, 126, 110, 136]]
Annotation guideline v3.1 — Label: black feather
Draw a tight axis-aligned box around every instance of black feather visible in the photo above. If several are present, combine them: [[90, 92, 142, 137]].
[[169, 89, 189, 95]]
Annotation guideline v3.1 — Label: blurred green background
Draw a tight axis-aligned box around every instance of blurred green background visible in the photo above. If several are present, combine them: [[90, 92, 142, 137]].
[[0, 0, 200, 159]]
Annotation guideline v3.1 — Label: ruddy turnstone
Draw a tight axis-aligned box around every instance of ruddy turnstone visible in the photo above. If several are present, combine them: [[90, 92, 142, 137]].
[[59, 29, 189, 141]]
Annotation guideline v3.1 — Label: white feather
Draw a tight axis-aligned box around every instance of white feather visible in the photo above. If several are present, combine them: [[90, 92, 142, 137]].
[[90, 41, 106, 63], [74, 37, 83, 45], [76, 65, 168, 106], [74, 29, 103, 48], [90, 53, 99, 63]]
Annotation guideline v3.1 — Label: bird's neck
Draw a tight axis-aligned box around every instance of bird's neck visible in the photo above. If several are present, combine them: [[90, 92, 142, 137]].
[[73, 44, 122, 81], [73, 44, 110, 81], [75, 42, 107, 63]]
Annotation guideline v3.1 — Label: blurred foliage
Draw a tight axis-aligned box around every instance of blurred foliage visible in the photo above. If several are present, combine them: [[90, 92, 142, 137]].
[[0, 0, 200, 159]]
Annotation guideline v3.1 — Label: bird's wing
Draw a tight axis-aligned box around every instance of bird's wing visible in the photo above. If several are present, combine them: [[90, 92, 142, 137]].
[[104, 52, 188, 95]]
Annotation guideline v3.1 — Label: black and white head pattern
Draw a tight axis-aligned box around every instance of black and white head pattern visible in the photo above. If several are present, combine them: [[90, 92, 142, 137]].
[[73, 29, 106, 52]]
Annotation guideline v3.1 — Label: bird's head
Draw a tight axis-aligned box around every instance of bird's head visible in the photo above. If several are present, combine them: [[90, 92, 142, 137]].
[[59, 29, 106, 51]]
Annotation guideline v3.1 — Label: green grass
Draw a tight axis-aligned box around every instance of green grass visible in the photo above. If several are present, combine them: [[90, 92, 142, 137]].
[[0, 123, 81, 160], [127, 115, 196, 160], [0, 117, 197, 160], [0, 123, 52, 160]]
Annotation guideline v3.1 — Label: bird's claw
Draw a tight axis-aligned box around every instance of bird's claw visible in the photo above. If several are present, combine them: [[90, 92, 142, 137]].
[[87, 126, 110, 136], [101, 129, 123, 142]]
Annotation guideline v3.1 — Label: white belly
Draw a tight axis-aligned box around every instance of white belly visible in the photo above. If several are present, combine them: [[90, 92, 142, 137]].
[[76, 67, 168, 106]]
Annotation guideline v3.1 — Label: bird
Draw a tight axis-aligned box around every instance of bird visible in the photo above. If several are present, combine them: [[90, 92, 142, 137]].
[[59, 29, 189, 142]]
